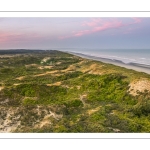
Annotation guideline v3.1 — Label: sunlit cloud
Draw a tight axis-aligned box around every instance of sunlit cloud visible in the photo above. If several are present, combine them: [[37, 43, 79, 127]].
[[81, 18, 102, 27], [132, 17, 142, 23], [0, 32, 42, 44], [59, 18, 143, 40]]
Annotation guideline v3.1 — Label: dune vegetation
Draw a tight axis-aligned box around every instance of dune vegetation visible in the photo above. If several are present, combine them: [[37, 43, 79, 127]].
[[0, 50, 150, 132]]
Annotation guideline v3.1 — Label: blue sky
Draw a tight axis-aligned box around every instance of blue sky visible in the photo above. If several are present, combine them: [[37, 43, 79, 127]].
[[0, 17, 150, 49]]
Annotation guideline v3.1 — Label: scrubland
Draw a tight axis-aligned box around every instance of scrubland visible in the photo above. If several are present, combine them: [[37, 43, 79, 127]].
[[0, 50, 150, 132]]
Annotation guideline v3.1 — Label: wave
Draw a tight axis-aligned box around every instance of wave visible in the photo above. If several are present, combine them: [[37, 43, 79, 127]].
[[68, 51, 150, 68]]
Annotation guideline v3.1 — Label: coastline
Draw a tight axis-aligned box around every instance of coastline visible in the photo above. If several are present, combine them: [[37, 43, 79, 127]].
[[67, 51, 150, 74]]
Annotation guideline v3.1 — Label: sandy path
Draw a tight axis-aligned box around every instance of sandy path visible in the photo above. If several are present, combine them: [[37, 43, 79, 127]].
[[34, 70, 58, 77]]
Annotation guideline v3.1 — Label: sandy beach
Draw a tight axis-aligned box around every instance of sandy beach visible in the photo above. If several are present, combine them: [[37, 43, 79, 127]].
[[69, 52, 150, 74]]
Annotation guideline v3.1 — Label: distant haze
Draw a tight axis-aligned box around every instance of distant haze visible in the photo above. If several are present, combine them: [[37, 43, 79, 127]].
[[0, 17, 150, 49]]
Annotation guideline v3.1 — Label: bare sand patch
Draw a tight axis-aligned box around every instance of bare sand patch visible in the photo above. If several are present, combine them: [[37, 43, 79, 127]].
[[34, 111, 63, 128], [78, 60, 86, 65], [47, 82, 61, 86], [87, 106, 101, 115], [13, 83, 20, 86], [77, 86, 81, 90], [62, 65, 77, 72], [38, 66, 53, 69], [16, 76, 25, 80], [36, 115, 52, 128], [0, 86, 4, 91], [0, 107, 21, 133], [40, 57, 51, 64], [61, 85, 70, 88], [80, 94, 88, 107], [0, 98, 9, 104], [34, 70, 58, 77], [128, 78, 150, 96], [25, 64, 39, 68], [80, 63, 104, 75], [56, 62, 61, 65]]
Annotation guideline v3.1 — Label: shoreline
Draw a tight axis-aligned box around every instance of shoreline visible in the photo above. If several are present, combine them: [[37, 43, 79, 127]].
[[67, 51, 150, 75]]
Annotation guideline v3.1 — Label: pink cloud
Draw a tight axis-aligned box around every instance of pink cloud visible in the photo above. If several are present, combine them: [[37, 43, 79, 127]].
[[0, 31, 42, 44], [132, 17, 142, 23], [72, 20, 125, 38], [74, 30, 90, 37], [82, 18, 102, 27], [59, 18, 142, 40], [93, 21, 123, 32]]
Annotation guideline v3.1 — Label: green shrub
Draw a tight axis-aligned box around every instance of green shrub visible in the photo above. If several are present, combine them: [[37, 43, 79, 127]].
[[133, 99, 150, 116], [64, 100, 83, 108]]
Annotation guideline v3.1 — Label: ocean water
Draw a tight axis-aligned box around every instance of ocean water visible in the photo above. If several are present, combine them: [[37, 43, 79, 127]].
[[60, 49, 150, 66]]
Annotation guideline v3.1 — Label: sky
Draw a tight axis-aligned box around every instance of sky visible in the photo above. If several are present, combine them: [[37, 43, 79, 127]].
[[0, 17, 150, 49]]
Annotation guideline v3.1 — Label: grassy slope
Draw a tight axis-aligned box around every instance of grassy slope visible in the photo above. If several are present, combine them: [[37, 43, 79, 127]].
[[0, 50, 150, 133]]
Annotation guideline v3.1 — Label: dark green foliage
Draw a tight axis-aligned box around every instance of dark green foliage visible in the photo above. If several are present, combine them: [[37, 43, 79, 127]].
[[16, 84, 36, 97], [133, 99, 150, 116], [64, 100, 83, 108]]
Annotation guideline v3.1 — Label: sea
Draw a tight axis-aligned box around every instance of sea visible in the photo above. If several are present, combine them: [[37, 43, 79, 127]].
[[59, 48, 150, 67]]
